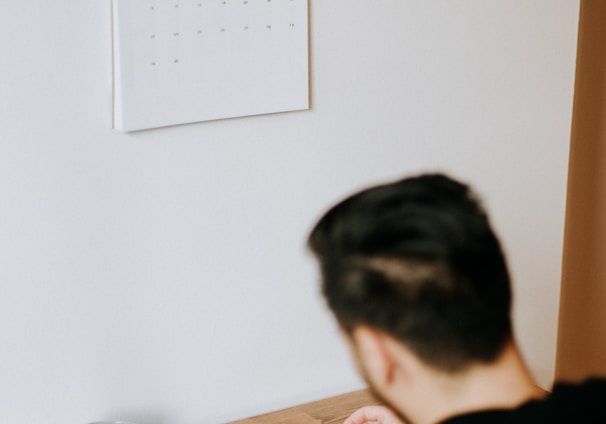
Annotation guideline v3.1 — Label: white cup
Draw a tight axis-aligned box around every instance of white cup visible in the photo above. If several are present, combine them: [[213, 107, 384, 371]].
[[89, 422, 138, 424]]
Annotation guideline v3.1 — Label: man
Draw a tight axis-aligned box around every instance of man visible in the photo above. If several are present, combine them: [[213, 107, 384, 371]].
[[307, 173, 605, 424]]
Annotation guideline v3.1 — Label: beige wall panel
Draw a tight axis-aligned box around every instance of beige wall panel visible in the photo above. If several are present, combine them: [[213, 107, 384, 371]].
[[557, 0, 606, 381]]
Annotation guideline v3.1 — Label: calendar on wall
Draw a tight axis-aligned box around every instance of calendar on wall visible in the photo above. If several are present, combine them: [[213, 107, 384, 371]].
[[111, 0, 309, 131]]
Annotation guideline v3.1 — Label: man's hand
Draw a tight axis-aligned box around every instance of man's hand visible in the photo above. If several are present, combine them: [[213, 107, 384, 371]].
[[343, 406, 406, 424]]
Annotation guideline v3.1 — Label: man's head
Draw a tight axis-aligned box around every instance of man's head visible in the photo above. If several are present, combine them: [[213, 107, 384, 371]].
[[308, 174, 512, 374]]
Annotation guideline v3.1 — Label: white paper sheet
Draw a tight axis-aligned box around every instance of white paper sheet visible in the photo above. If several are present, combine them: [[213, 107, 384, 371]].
[[111, 0, 309, 131]]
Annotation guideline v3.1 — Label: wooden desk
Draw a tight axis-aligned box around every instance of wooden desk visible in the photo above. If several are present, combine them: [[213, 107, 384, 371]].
[[229, 389, 383, 424]]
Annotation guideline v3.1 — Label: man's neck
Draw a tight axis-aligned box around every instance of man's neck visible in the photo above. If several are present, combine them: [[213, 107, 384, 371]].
[[392, 342, 547, 424]]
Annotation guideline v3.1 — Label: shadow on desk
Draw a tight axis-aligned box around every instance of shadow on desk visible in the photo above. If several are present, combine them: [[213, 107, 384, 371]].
[[229, 389, 383, 424]]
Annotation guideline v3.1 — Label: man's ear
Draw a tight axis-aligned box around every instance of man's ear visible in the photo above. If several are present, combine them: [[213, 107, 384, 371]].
[[351, 326, 397, 388]]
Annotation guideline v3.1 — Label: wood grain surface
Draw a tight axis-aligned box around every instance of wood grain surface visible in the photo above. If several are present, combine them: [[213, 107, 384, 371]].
[[230, 389, 383, 424]]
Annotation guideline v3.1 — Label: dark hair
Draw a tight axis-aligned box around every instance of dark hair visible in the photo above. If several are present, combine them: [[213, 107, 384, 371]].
[[308, 174, 512, 372]]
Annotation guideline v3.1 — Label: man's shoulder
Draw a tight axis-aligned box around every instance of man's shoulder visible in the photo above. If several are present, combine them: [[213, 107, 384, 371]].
[[440, 377, 606, 424], [552, 376, 606, 392], [547, 376, 606, 410]]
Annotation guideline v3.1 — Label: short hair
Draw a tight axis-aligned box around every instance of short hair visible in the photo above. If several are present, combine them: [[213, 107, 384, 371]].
[[307, 174, 512, 372]]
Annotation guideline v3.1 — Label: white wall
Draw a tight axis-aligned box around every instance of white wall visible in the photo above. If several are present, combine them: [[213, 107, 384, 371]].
[[0, 1, 579, 423]]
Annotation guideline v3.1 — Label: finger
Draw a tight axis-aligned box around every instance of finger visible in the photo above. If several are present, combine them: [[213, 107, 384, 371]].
[[343, 406, 384, 424]]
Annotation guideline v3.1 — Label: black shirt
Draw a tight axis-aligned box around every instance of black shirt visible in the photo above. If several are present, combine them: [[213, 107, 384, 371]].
[[440, 378, 606, 423]]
